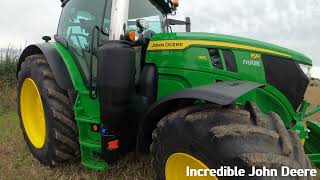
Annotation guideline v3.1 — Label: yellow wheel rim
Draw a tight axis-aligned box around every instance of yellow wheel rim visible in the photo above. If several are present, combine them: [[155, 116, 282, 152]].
[[20, 78, 46, 149], [165, 153, 218, 180]]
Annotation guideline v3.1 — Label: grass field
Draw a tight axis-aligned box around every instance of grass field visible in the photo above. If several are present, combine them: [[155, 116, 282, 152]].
[[305, 86, 320, 122], [0, 85, 319, 179], [0, 49, 154, 179], [0, 110, 153, 179]]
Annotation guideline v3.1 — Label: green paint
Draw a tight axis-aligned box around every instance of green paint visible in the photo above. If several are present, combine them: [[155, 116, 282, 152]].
[[53, 43, 86, 91], [305, 121, 320, 167], [53, 42, 108, 170], [305, 104, 320, 118], [147, 41, 298, 128], [146, 33, 319, 165], [51, 30, 319, 170], [150, 32, 312, 65]]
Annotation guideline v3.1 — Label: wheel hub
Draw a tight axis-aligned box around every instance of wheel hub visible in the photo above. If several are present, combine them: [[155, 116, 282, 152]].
[[20, 78, 46, 149], [165, 153, 218, 180]]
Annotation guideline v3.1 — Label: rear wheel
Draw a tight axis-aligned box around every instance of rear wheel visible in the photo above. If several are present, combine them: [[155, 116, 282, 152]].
[[151, 103, 312, 180], [17, 54, 79, 166]]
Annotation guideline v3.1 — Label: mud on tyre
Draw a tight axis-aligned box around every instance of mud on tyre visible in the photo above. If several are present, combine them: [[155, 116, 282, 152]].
[[151, 103, 312, 180], [17, 54, 79, 166]]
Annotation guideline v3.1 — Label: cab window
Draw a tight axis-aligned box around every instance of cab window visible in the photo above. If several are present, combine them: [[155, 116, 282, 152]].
[[57, 0, 112, 83], [128, 0, 166, 33]]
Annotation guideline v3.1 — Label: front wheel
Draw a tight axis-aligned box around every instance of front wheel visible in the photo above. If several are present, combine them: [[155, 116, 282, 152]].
[[151, 103, 312, 180], [17, 54, 80, 166]]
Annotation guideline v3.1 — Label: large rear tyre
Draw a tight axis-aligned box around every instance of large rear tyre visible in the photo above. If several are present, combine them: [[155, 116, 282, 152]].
[[151, 103, 312, 180], [17, 54, 79, 166]]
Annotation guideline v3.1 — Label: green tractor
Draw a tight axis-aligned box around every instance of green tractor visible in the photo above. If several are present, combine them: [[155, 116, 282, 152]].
[[17, 0, 320, 179]]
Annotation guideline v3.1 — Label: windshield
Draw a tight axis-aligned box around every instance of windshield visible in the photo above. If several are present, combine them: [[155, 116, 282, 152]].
[[128, 0, 166, 33]]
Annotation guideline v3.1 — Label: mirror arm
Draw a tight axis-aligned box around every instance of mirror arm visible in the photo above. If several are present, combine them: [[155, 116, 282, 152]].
[[166, 17, 191, 32], [186, 17, 191, 32], [167, 19, 186, 25]]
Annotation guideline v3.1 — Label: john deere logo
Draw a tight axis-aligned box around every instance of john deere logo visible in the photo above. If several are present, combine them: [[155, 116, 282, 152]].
[[151, 42, 184, 48]]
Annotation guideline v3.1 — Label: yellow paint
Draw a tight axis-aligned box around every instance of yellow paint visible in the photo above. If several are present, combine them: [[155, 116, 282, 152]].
[[300, 139, 305, 145], [165, 153, 218, 180], [251, 53, 261, 59], [198, 55, 208, 61], [148, 40, 292, 58], [20, 78, 46, 149]]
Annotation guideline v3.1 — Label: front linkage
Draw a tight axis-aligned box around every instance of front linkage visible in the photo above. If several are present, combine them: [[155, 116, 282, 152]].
[[293, 100, 320, 167]]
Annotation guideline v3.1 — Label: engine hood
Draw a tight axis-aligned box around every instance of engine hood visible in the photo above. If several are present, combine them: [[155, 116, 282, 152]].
[[148, 32, 312, 65]]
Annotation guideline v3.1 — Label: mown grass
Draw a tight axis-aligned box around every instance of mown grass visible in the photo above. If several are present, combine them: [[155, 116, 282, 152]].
[[0, 47, 153, 179], [305, 86, 320, 122], [0, 111, 153, 180]]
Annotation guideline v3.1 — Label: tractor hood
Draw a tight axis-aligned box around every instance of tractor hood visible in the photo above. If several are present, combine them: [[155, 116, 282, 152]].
[[148, 32, 312, 65]]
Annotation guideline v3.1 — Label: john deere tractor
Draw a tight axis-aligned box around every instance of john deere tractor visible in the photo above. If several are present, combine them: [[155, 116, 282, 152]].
[[17, 0, 320, 179]]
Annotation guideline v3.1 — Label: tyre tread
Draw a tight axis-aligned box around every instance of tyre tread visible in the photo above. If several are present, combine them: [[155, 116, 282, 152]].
[[17, 54, 79, 166]]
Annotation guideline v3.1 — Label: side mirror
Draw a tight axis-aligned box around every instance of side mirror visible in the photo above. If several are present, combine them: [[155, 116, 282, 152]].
[[167, 17, 191, 32], [136, 19, 149, 32]]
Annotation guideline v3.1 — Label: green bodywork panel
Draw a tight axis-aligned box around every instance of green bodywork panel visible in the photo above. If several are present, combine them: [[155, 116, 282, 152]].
[[53, 42, 108, 170], [146, 32, 319, 166], [149, 32, 312, 65], [305, 121, 320, 167], [52, 31, 319, 170], [146, 32, 312, 128]]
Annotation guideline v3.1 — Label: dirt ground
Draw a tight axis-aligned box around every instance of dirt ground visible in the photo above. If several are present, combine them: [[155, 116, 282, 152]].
[[305, 86, 320, 122], [0, 111, 153, 180]]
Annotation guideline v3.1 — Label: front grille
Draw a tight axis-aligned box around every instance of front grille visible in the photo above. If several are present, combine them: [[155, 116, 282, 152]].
[[262, 55, 309, 110], [208, 49, 223, 69], [222, 50, 238, 72]]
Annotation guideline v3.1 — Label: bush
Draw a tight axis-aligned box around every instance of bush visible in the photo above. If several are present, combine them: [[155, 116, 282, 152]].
[[0, 60, 17, 88], [0, 45, 20, 113]]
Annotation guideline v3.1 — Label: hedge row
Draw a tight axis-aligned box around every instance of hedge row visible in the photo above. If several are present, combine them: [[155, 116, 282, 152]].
[[0, 47, 19, 112]]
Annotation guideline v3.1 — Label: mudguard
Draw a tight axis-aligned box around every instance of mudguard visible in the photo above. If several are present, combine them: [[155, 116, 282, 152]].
[[17, 43, 74, 91], [137, 80, 264, 153]]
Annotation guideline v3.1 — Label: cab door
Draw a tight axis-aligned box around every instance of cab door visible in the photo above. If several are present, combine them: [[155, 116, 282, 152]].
[[57, 0, 112, 84]]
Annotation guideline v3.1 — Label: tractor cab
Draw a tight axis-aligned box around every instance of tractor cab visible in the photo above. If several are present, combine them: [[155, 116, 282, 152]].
[[57, 0, 170, 81], [55, 0, 184, 166], [56, 0, 185, 93]]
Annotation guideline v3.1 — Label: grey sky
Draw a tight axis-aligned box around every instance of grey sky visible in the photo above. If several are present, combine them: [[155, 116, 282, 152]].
[[0, 0, 319, 77]]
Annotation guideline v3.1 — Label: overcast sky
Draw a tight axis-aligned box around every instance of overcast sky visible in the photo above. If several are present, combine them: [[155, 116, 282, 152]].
[[0, 0, 319, 77]]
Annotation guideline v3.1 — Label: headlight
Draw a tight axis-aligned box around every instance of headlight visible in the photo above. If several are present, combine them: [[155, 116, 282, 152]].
[[299, 63, 312, 78]]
